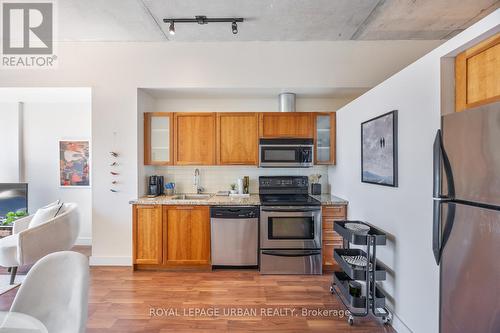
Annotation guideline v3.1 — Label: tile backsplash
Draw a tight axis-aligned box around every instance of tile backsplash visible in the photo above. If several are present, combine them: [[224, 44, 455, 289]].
[[145, 166, 329, 194]]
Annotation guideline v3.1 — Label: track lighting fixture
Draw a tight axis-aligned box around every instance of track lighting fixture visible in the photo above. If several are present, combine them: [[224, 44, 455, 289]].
[[163, 16, 244, 35], [168, 21, 175, 35]]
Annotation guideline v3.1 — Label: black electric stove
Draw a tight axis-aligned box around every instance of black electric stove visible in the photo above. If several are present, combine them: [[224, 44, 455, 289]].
[[258, 175, 322, 275], [258, 176, 320, 206]]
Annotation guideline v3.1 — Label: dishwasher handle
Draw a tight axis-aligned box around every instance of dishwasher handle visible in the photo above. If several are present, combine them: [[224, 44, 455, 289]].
[[210, 206, 260, 218]]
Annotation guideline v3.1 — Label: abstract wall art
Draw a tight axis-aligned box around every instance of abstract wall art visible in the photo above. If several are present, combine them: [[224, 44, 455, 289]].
[[361, 110, 398, 187]]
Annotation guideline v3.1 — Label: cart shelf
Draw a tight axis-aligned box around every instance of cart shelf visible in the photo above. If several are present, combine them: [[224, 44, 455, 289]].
[[334, 249, 386, 281], [334, 220, 386, 245], [333, 271, 386, 309]]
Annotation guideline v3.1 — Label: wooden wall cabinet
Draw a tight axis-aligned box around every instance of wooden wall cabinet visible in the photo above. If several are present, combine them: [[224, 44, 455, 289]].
[[216, 112, 259, 165], [259, 112, 314, 138], [133, 205, 163, 265], [144, 111, 338, 166], [174, 113, 216, 165], [164, 206, 211, 266], [314, 112, 336, 165], [144, 112, 173, 165], [456, 33, 500, 112], [322, 205, 346, 272]]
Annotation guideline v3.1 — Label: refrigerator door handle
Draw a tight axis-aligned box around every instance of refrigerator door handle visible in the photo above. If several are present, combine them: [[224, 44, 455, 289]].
[[433, 131, 442, 198], [433, 130, 455, 199], [432, 199, 442, 264], [433, 199, 457, 265], [440, 202, 456, 258]]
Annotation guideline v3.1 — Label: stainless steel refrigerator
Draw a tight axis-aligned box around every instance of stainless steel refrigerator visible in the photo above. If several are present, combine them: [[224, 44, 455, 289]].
[[433, 101, 500, 333]]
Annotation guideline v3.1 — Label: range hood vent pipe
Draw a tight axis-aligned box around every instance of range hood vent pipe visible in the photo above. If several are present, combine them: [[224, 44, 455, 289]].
[[279, 93, 296, 112]]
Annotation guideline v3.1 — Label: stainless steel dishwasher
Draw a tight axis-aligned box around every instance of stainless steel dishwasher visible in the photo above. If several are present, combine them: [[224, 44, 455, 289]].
[[210, 206, 259, 268]]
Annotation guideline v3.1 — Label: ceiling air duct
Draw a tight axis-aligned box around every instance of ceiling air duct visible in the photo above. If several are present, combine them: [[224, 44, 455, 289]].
[[279, 93, 296, 112]]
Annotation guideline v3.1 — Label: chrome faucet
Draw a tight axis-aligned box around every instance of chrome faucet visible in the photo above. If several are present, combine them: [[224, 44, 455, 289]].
[[193, 168, 204, 194]]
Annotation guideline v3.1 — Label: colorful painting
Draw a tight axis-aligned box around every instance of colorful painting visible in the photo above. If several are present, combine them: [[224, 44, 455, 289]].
[[361, 111, 398, 187], [59, 140, 90, 187]]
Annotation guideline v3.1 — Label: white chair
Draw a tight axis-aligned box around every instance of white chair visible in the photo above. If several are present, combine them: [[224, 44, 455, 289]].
[[10, 251, 89, 333], [0, 203, 80, 284]]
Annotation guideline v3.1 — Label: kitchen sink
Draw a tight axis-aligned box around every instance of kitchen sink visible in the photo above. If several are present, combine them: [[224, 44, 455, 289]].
[[172, 194, 212, 200]]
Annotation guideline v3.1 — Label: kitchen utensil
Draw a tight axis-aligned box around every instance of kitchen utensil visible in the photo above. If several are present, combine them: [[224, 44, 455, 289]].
[[243, 176, 249, 194], [237, 178, 244, 194]]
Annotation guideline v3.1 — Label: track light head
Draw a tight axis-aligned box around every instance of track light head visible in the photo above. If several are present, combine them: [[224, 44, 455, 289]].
[[169, 21, 175, 35], [232, 21, 238, 34]]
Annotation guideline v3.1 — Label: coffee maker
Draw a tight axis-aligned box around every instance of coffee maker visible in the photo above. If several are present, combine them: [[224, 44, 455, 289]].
[[147, 175, 164, 197]]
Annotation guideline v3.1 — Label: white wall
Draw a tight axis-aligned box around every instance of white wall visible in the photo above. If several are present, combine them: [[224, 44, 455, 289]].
[[154, 96, 356, 112], [0, 88, 92, 244], [0, 103, 22, 182], [328, 11, 499, 333], [0, 39, 441, 265]]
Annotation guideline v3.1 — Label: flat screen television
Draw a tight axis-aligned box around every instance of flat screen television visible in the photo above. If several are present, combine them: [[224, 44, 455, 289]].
[[0, 183, 28, 218]]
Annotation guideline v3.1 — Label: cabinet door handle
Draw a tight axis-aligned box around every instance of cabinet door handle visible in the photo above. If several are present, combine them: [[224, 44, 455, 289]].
[[175, 207, 194, 210]]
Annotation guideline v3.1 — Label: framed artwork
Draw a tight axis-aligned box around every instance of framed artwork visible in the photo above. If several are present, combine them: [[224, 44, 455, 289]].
[[59, 140, 91, 187], [361, 110, 398, 187]]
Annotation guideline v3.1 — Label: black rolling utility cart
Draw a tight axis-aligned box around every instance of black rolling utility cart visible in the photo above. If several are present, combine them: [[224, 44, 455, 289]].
[[330, 221, 392, 326]]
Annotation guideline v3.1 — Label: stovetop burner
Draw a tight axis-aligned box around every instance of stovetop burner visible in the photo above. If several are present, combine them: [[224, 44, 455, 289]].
[[259, 194, 321, 206], [258, 176, 320, 206]]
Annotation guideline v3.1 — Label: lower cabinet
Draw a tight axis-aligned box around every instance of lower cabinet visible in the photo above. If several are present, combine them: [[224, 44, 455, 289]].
[[322, 205, 347, 273], [132, 205, 163, 265], [132, 204, 210, 270], [164, 206, 211, 266]]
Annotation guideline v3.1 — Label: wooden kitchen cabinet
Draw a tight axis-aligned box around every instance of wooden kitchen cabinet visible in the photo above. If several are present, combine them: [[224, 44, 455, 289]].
[[173, 113, 216, 165], [314, 112, 336, 165], [216, 112, 259, 165], [322, 204, 347, 273], [456, 33, 500, 112], [144, 112, 173, 165], [164, 206, 211, 266], [259, 112, 314, 138], [132, 205, 163, 265]]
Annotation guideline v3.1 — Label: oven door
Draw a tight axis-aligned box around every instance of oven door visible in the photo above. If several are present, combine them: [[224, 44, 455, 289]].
[[260, 206, 321, 249], [259, 145, 313, 167]]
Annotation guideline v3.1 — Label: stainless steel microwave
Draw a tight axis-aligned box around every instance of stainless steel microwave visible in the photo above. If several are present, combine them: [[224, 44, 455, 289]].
[[259, 138, 314, 168]]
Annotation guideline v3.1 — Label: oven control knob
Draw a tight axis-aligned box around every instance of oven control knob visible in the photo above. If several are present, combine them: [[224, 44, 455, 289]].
[[248, 211, 255, 217]]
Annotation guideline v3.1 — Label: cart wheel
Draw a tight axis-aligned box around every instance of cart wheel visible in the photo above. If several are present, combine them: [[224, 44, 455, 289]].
[[382, 313, 392, 325], [347, 315, 354, 325], [329, 285, 334, 294]]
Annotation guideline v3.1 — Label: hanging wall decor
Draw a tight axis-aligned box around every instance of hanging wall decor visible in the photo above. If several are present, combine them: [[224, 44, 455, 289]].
[[59, 140, 91, 187], [361, 110, 398, 187]]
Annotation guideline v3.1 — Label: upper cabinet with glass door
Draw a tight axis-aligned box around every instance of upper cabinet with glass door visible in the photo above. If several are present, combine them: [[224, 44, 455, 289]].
[[314, 112, 336, 165], [144, 112, 173, 165]]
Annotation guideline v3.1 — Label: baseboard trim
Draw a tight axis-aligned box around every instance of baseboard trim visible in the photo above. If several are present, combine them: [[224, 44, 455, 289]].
[[388, 308, 413, 333], [75, 237, 92, 246], [89, 256, 132, 266]]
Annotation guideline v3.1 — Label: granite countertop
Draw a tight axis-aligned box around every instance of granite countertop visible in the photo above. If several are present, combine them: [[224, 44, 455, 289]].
[[310, 194, 349, 206], [130, 193, 347, 206], [130, 194, 261, 206]]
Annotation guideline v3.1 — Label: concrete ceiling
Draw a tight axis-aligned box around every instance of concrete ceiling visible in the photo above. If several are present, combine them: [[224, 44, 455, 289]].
[[55, 0, 499, 42]]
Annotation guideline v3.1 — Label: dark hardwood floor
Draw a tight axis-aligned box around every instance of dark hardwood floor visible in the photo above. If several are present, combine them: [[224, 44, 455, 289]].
[[0, 246, 394, 332]]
